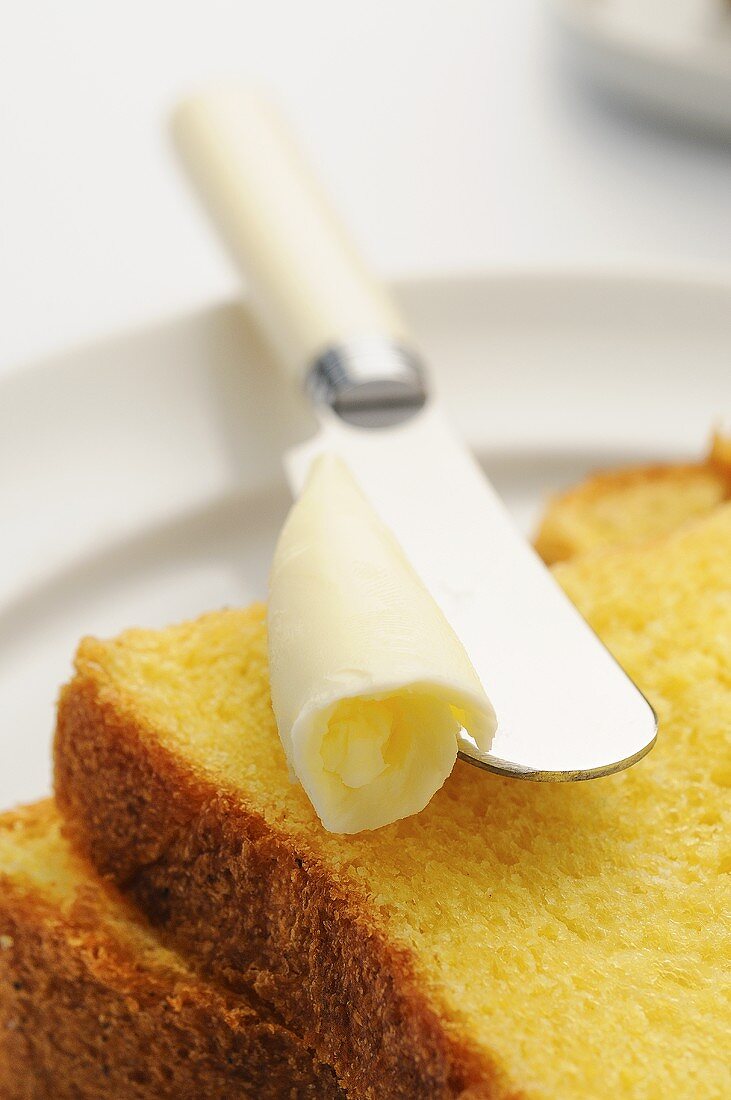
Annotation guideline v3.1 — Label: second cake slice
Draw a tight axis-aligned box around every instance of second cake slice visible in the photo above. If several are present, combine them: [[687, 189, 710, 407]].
[[0, 801, 340, 1098]]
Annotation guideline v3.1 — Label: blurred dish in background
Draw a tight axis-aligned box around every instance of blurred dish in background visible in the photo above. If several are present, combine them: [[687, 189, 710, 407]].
[[552, 0, 731, 133]]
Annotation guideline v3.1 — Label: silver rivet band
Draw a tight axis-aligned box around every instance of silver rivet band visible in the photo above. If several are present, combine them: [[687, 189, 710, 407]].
[[307, 338, 428, 428]]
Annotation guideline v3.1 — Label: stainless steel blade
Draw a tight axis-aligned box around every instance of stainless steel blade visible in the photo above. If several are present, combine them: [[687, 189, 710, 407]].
[[285, 403, 657, 779]]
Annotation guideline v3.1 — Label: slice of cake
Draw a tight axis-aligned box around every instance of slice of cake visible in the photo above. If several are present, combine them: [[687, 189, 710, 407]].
[[54, 501, 731, 1099], [534, 432, 731, 563], [0, 800, 341, 1099]]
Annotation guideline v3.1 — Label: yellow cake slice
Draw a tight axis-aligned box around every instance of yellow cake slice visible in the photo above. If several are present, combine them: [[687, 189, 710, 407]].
[[0, 800, 341, 1099], [534, 432, 731, 563], [54, 500, 731, 1099]]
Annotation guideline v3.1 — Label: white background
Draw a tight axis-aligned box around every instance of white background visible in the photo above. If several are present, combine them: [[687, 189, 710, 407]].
[[1, 0, 730, 375]]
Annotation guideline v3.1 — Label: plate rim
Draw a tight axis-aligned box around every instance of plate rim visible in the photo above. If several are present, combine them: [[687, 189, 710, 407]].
[[2, 262, 731, 388]]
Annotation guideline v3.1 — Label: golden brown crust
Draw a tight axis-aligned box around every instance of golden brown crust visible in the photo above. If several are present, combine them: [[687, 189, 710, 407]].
[[0, 813, 342, 1099], [709, 429, 731, 482], [54, 678, 518, 1100]]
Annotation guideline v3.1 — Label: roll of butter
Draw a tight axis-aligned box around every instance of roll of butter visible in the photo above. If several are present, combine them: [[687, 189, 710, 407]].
[[267, 454, 496, 833]]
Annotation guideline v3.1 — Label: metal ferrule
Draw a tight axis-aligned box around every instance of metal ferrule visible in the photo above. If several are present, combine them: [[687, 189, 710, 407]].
[[307, 337, 428, 428]]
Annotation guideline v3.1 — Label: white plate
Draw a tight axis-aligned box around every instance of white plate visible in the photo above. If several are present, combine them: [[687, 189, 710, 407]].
[[1, 270, 730, 809], [553, 0, 731, 134]]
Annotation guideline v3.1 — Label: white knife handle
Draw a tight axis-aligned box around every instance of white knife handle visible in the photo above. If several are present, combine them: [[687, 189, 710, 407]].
[[173, 86, 426, 419]]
